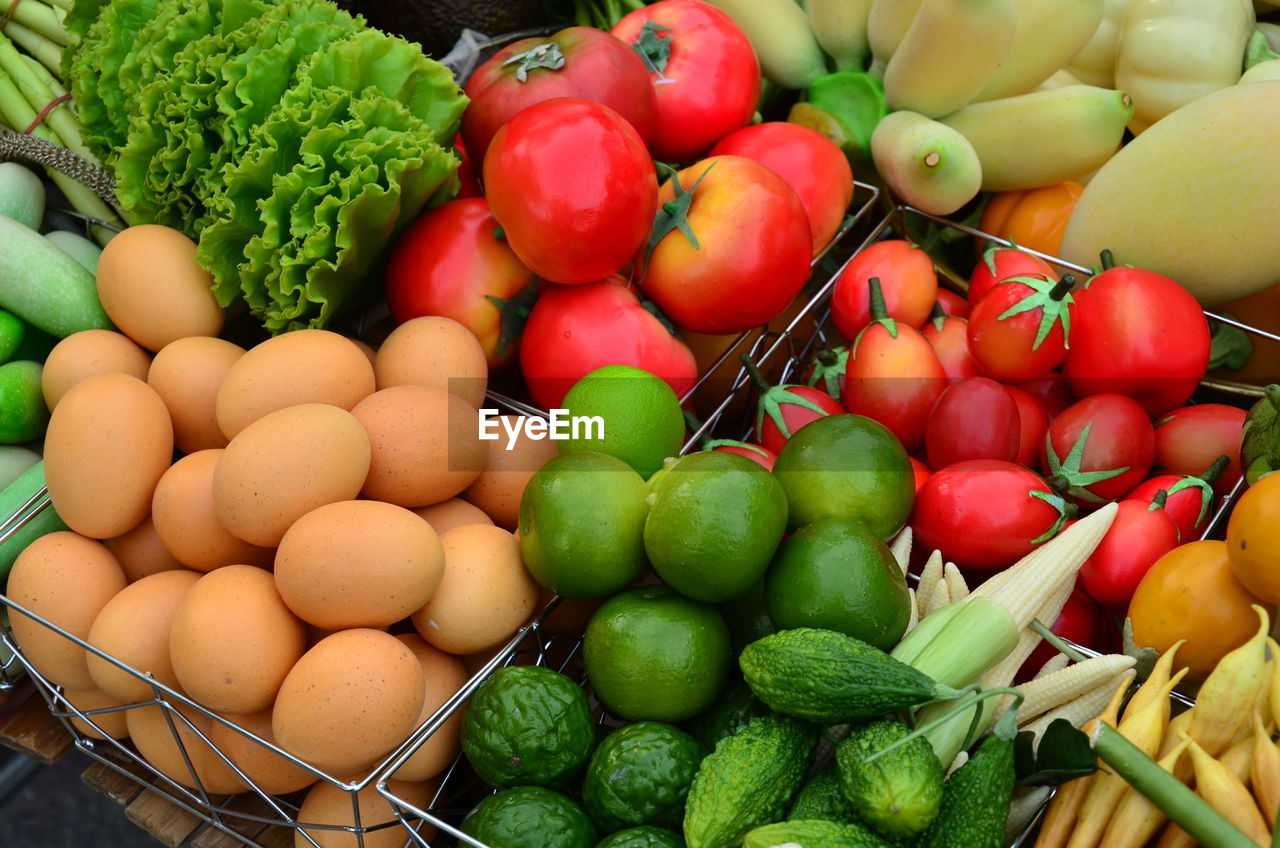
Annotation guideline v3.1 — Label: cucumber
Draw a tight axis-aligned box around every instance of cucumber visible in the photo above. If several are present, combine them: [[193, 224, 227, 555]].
[[0, 445, 40, 490], [44, 230, 103, 274], [0, 214, 112, 338], [744, 819, 893, 848], [836, 720, 943, 840], [789, 763, 857, 822], [0, 163, 44, 231], [913, 712, 1018, 848], [739, 628, 963, 724], [0, 461, 69, 581]]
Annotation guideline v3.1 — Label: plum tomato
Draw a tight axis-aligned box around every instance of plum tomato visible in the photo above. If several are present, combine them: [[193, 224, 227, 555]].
[[832, 240, 937, 339], [925, 377, 1020, 470]]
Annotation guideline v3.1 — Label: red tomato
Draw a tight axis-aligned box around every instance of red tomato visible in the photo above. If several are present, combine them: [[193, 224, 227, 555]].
[[921, 313, 979, 382], [934, 289, 970, 319], [1006, 385, 1050, 469], [967, 273, 1075, 381], [753, 384, 844, 455], [485, 98, 658, 286], [1154, 404, 1246, 497], [641, 155, 812, 334], [453, 135, 482, 199], [1079, 498, 1180, 607], [910, 457, 932, 493], [1042, 394, 1156, 506], [463, 26, 656, 164], [967, 245, 1055, 307], [710, 123, 853, 254], [384, 198, 536, 368], [706, 439, 776, 470], [1018, 589, 1104, 681], [612, 0, 761, 162], [1016, 372, 1076, 419], [803, 347, 849, 405], [519, 277, 698, 409], [1062, 258, 1212, 416], [832, 240, 938, 339], [1128, 468, 1221, 542], [925, 377, 1021, 469], [911, 459, 1068, 571]]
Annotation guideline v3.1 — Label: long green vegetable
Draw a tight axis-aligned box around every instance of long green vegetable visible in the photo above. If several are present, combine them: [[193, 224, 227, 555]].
[[1, 20, 62, 75], [0, 0, 69, 46]]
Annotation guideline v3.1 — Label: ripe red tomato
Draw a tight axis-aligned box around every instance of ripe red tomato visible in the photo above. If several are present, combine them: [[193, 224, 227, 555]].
[[803, 347, 849, 405], [706, 440, 776, 470], [641, 155, 812, 334], [921, 313, 979, 382], [1062, 258, 1212, 416], [1079, 498, 1180, 607], [384, 198, 536, 368], [1154, 404, 1246, 497], [1018, 589, 1104, 681], [612, 0, 760, 162], [934, 289, 971, 319], [967, 273, 1075, 381], [463, 26, 656, 163], [754, 384, 845, 455], [1128, 468, 1221, 542], [911, 459, 1068, 571], [453, 135, 482, 199], [925, 377, 1021, 469], [1005, 385, 1050, 469], [519, 277, 698, 409], [1015, 372, 1076, 419], [967, 245, 1055, 307], [910, 457, 932, 493], [485, 98, 658, 286], [710, 122, 853, 254], [1042, 394, 1156, 506], [832, 240, 937, 339]]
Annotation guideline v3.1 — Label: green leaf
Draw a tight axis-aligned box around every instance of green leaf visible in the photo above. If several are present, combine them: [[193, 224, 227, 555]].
[[630, 21, 672, 76], [646, 161, 716, 259], [1208, 313, 1253, 371], [1044, 423, 1129, 503], [1014, 720, 1098, 787], [1121, 617, 1161, 681], [501, 41, 566, 83], [992, 275, 1074, 351]]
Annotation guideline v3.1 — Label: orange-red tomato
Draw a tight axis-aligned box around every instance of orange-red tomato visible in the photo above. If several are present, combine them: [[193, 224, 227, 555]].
[[832, 240, 937, 338], [979, 181, 1084, 258], [921, 314, 979, 383], [1226, 472, 1280, 604]]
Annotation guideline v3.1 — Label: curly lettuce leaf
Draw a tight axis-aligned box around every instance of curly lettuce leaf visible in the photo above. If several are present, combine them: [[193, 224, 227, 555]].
[[70, 0, 163, 159]]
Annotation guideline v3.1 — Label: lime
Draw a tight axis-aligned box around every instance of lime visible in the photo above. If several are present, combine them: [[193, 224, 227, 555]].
[[643, 451, 789, 603], [772, 413, 914, 537], [583, 586, 731, 722], [582, 722, 706, 833], [519, 452, 649, 599], [559, 365, 685, 479], [680, 681, 770, 751], [596, 827, 685, 848], [764, 519, 910, 650], [462, 786, 597, 848], [461, 666, 597, 788], [717, 581, 776, 656], [0, 361, 48, 443]]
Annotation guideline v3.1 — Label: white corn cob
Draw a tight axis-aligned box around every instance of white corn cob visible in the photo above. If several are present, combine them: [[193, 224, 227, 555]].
[[947, 749, 969, 777], [1035, 653, 1072, 680], [1023, 671, 1136, 746], [1017, 655, 1138, 723], [917, 549, 945, 615], [905, 588, 920, 634], [890, 526, 912, 575], [923, 577, 950, 619], [1006, 786, 1053, 845], [944, 561, 969, 602]]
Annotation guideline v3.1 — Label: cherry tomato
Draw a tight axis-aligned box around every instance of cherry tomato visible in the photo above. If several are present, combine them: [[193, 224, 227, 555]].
[[1015, 372, 1076, 419], [933, 289, 970, 319], [1006, 385, 1049, 469], [832, 240, 937, 339], [755, 385, 844, 455], [384, 198, 536, 368], [967, 273, 1075, 381], [1154, 404, 1246, 497], [705, 439, 776, 471], [1062, 254, 1212, 416], [910, 457, 932, 493], [921, 312, 979, 383], [1017, 589, 1104, 682], [925, 377, 1020, 470], [910, 459, 1068, 571], [641, 155, 812, 334], [485, 99, 657, 286], [612, 0, 761, 162], [1128, 467, 1222, 543], [710, 122, 853, 254], [1042, 394, 1156, 506], [519, 277, 697, 409], [463, 26, 657, 163], [803, 347, 849, 405], [1079, 497, 1180, 607], [967, 245, 1055, 307]]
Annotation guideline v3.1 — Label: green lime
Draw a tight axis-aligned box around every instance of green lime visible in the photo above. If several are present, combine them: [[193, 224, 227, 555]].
[[0, 361, 47, 444], [462, 786, 597, 848], [461, 666, 597, 788], [583, 586, 731, 722], [764, 519, 910, 651], [680, 681, 770, 752], [519, 452, 649, 599], [643, 451, 789, 603], [560, 365, 685, 479], [716, 581, 776, 657], [772, 413, 914, 537], [0, 311, 25, 363], [595, 826, 685, 848], [582, 722, 706, 833]]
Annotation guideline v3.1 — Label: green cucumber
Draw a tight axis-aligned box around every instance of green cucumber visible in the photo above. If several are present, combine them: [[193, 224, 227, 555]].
[[44, 230, 103, 274], [744, 819, 893, 848], [0, 214, 111, 338], [0, 163, 44, 231], [0, 461, 68, 580], [836, 720, 943, 840], [788, 763, 857, 822]]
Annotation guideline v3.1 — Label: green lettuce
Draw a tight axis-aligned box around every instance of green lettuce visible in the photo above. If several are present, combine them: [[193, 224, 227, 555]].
[[70, 0, 163, 159]]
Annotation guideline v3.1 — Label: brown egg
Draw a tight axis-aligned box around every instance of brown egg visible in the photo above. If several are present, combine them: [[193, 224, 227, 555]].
[[44, 373, 174, 539], [147, 336, 245, 453], [273, 629, 425, 775], [296, 777, 437, 848], [374, 316, 488, 408], [411, 525, 539, 656], [126, 699, 250, 794], [152, 450, 273, 571], [215, 330, 375, 439], [212, 404, 371, 547], [86, 569, 202, 703], [95, 224, 225, 352], [347, 336, 377, 368], [103, 515, 186, 582], [7, 532, 127, 690], [463, 414, 559, 529], [41, 330, 151, 410], [63, 688, 130, 740], [169, 565, 306, 715], [391, 634, 469, 782], [207, 707, 318, 795], [350, 386, 485, 507], [274, 501, 444, 630], [413, 499, 493, 536]]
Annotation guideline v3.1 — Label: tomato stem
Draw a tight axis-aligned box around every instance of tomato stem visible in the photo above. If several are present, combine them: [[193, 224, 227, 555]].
[[501, 42, 566, 83], [816, 348, 839, 367], [629, 21, 673, 78], [867, 277, 888, 322], [1200, 454, 1231, 485], [1049, 274, 1075, 301], [1148, 489, 1169, 511], [1099, 249, 1116, 271], [929, 301, 946, 321], [739, 353, 773, 394]]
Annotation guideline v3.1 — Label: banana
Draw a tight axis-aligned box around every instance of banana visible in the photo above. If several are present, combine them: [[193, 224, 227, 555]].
[[974, 0, 1105, 100], [882, 0, 1017, 118], [704, 0, 828, 90], [866, 0, 928, 77], [870, 110, 982, 214], [808, 0, 874, 70], [939, 85, 1133, 191]]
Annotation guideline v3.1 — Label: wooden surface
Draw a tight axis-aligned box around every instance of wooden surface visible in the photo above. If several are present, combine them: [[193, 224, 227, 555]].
[[0, 688, 73, 764], [124, 789, 205, 848]]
